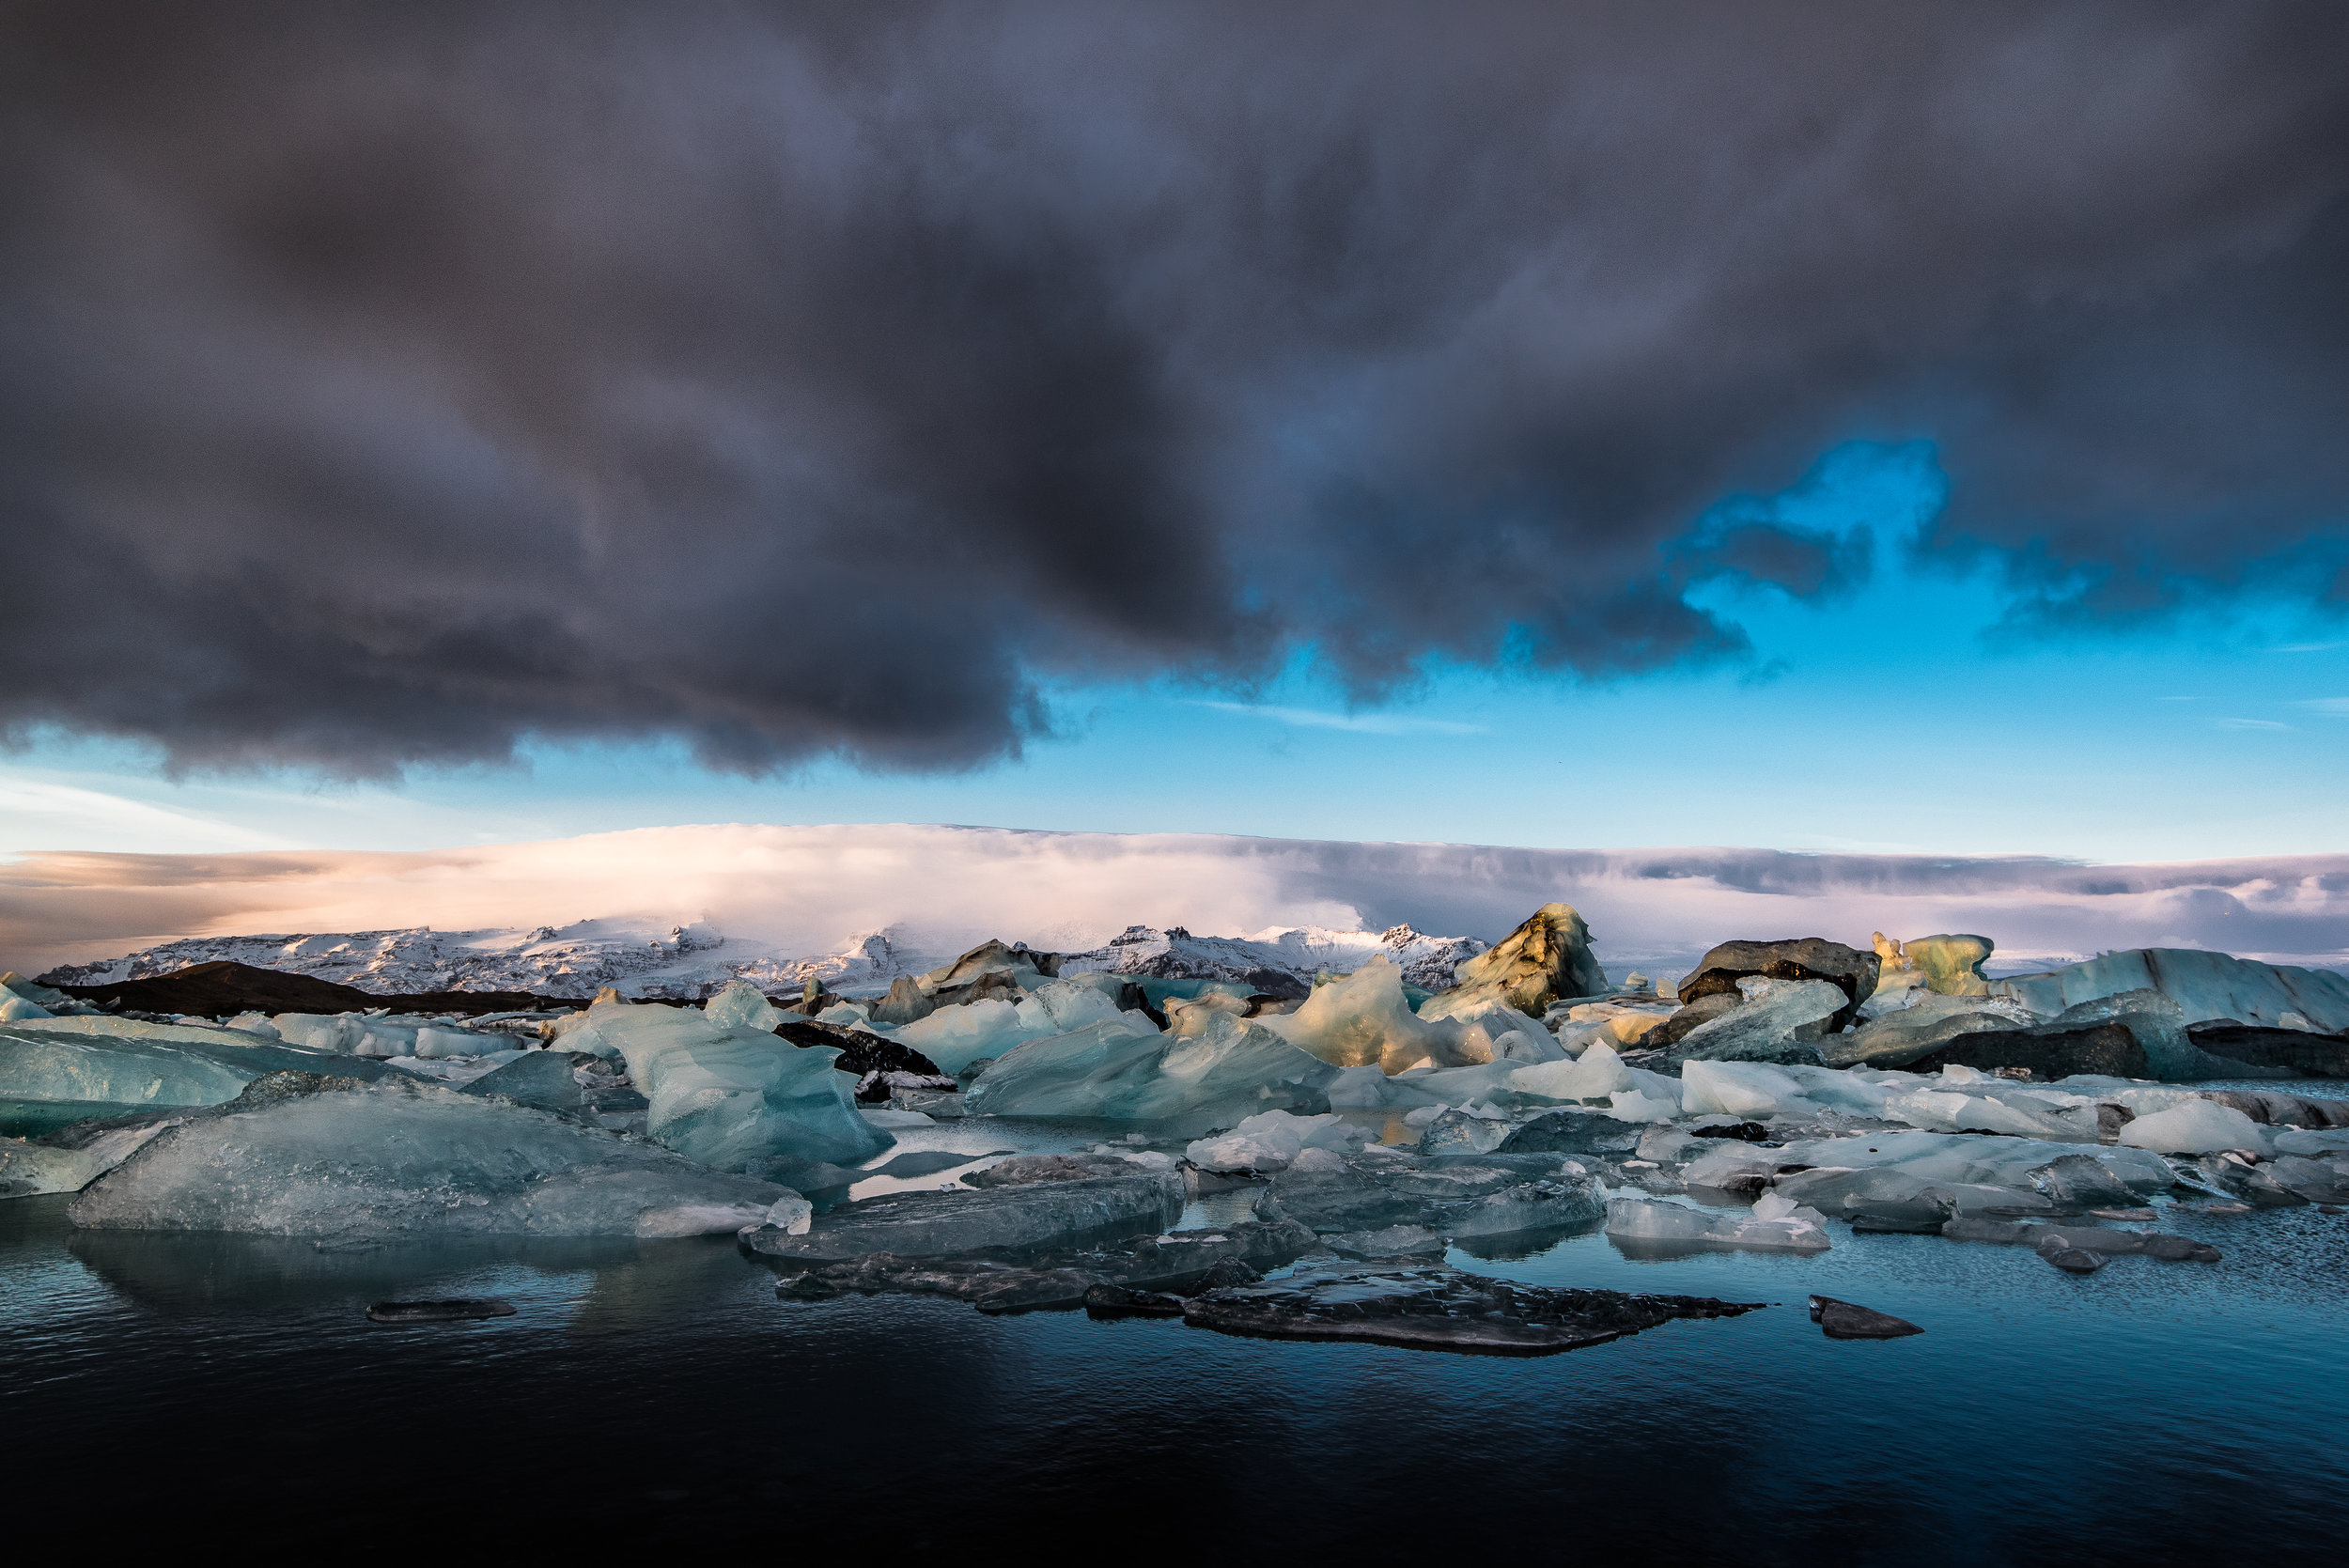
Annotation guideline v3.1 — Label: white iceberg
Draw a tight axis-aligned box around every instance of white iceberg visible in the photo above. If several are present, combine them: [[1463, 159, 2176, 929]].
[[1185, 1109, 1365, 1172], [1604, 1196, 1829, 1252], [1508, 1041, 1633, 1103], [2118, 1099, 2270, 1157]]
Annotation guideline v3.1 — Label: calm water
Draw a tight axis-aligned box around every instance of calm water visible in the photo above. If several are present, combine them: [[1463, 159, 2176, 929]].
[[8, 1147, 2345, 1561]]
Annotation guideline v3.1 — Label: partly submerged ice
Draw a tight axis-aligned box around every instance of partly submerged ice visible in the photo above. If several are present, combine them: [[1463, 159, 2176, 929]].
[[68, 1079, 788, 1238]]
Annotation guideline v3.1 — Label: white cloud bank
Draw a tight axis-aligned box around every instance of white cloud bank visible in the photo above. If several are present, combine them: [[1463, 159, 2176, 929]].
[[4, 823, 2346, 978]]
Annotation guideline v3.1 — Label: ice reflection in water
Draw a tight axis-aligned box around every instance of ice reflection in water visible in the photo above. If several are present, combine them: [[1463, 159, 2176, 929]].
[[7, 1117, 2349, 1557]]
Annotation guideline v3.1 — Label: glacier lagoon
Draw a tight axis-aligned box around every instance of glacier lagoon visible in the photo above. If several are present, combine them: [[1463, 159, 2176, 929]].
[[10, 920, 2349, 1555], [8, 1157, 2345, 1558]]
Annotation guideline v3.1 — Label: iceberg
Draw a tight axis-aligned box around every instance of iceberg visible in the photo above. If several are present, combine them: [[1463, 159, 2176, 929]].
[[1508, 1041, 1633, 1103], [69, 1079, 788, 1237], [0, 1017, 391, 1135], [2118, 1099, 2269, 1157], [1992, 948, 2349, 1032], [703, 979, 783, 1032], [587, 1000, 892, 1170], [1259, 957, 1469, 1073], [965, 1013, 1338, 1132]]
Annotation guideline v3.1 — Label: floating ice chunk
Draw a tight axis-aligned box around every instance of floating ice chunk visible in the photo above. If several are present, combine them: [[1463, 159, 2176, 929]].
[[1682, 1146, 1777, 1193], [1323, 1064, 1395, 1110], [1751, 1191, 1829, 1227], [1604, 1197, 1829, 1252], [1186, 1109, 1365, 1172], [0, 993, 54, 1021], [1881, 1086, 2092, 1141], [1663, 981, 1843, 1065], [1508, 1042, 1632, 1103], [1770, 1130, 2174, 1193], [1260, 957, 1469, 1073], [2118, 1099, 2269, 1157], [1442, 1001, 1567, 1065], [588, 1000, 892, 1170], [967, 1013, 1337, 1132], [459, 1049, 582, 1113], [764, 1193, 815, 1235], [69, 1079, 787, 1237], [2274, 1126, 2349, 1156], [2, 1119, 179, 1197], [0, 1018, 388, 1135], [890, 997, 1052, 1075], [1606, 1088, 1681, 1124], [703, 980, 782, 1033], [1680, 1060, 1808, 1119]]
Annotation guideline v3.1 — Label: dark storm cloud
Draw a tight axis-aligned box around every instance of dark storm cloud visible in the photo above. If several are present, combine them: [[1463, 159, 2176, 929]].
[[4, 0, 2345, 775]]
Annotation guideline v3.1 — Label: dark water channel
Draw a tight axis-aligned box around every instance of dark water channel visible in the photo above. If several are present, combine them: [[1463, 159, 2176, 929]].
[[8, 1172, 2345, 1562]]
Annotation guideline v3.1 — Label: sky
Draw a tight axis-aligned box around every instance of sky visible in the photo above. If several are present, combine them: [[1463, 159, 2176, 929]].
[[3, 4, 2348, 890]]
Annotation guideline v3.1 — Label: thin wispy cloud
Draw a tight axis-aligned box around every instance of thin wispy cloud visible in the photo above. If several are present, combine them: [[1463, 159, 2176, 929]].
[[2296, 698, 2349, 716], [1192, 702, 1486, 737], [2273, 643, 2346, 654], [2216, 718, 2293, 730]]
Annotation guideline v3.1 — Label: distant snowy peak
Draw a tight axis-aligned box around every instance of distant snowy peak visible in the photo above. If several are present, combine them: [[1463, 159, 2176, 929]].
[[1057, 922, 1487, 995], [39, 916, 1486, 1001]]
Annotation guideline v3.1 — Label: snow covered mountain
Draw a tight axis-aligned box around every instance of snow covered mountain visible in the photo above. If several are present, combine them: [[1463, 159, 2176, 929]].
[[39, 917, 1488, 1001]]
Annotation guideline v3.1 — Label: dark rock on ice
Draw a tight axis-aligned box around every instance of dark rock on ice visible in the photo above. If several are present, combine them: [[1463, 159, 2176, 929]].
[[1180, 1262, 1766, 1356], [1906, 1022, 2150, 1079], [459, 1049, 582, 1113], [1677, 939, 1881, 1032], [2184, 1023, 2349, 1079], [739, 1172, 1187, 1262], [366, 1298, 517, 1324], [774, 1018, 950, 1087], [1692, 1121, 1772, 1142], [1808, 1296, 1923, 1340], [2041, 1246, 2108, 1273], [961, 1153, 1159, 1187], [774, 1254, 1100, 1313], [2199, 1089, 2349, 1129], [2141, 1233, 2223, 1263], [1082, 1282, 1189, 1317], [54, 959, 583, 1018]]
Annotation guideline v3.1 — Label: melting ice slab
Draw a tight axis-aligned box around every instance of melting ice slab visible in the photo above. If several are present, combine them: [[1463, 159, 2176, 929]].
[[1180, 1263, 1766, 1355], [68, 1079, 788, 1238], [739, 1171, 1188, 1262]]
